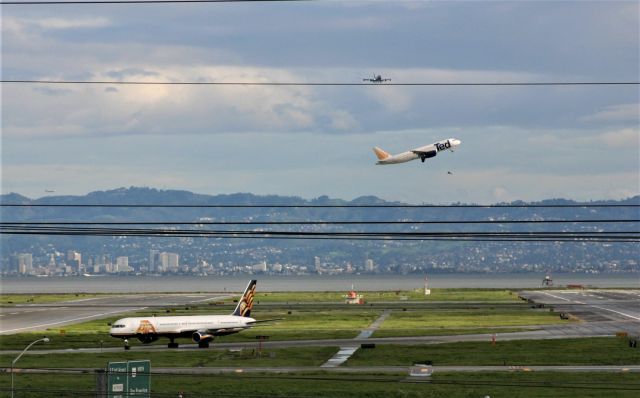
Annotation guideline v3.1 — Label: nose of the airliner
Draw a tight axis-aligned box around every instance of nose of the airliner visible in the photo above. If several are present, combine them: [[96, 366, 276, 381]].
[[452, 139, 461, 146]]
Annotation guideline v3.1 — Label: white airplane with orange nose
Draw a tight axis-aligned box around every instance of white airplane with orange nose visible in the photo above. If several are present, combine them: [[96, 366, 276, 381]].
[[373, 138, 461, 165]]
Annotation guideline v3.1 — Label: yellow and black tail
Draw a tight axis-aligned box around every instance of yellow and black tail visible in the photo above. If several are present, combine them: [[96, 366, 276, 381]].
[[232, 280, 257, 317]]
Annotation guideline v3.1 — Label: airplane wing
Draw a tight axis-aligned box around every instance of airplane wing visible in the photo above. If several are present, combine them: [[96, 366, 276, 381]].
[[411, 149, 437, 156], [411, 149, 437, 161]]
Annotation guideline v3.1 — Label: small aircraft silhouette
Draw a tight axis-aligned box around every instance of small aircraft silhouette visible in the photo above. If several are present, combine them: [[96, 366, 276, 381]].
[[44, 189, 55, 193], [363, 74, 391, 83]]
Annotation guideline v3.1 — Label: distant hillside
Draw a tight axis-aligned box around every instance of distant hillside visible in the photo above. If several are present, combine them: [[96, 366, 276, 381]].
[[1, 187, 638, 274]]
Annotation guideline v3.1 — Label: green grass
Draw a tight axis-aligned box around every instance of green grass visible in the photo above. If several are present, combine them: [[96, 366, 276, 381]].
[[1, 293, 109, 305], [374, 327, 539, 337], [1, 371, 638, 398], [346, 337, 640, 366], [257, 288, 519, 303], [0, 346, 337, 369], [0, 308, 381, 350], [373, 307, 565, 337]]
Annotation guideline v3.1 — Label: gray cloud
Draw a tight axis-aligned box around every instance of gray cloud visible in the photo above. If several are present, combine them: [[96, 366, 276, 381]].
[[1, 1, 638, 202]]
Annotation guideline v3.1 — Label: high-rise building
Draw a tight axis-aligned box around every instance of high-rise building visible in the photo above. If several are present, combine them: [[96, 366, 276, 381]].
[[116, 256, 129, 272], [149, 249, 160, 272], [17, 253, 33, 274], [66, 250, 82, 273], [365, 259, 375, 272], [159, 252, 179, 272], [252, 261, 267, 273]]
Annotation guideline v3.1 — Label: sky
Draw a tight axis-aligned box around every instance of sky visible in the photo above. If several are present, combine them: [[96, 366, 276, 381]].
[[1, 0, 639, 204]]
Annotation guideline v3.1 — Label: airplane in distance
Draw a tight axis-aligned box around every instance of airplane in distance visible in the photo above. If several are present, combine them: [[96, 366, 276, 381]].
[[109, 280, 267, 348], [363, 74, 391, 83], [373, 138, 461, 165]]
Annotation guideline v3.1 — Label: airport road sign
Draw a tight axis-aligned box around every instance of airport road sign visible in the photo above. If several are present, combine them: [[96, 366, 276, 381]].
[[107, 361, 128, 398], [127, 360, 151, 397], [107, 360, 151, 398]]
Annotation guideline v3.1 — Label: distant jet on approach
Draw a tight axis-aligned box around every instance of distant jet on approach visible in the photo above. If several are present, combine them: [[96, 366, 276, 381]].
[[373, 138, 461, 165], [110, 280, 271, 348], [363, 74, 391, 83]]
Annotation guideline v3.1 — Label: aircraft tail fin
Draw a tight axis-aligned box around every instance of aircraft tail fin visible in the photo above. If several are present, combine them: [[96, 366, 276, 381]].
[[232, 280, 257, 317], [373, 147, 391, 160]]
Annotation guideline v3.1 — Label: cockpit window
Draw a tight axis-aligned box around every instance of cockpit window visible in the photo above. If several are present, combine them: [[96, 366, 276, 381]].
[[112, 324, 125, 328]]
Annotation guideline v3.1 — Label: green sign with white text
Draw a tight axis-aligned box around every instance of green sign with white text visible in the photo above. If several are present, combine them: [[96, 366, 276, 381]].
[[107, 360, 150, 398], [127, 360, 151, 397], [107, 361, 128, 398]]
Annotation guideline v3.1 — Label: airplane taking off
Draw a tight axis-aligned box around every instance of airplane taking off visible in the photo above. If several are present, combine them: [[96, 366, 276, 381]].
[[373, 138, 461, 165], [110, 280, 266, 348]]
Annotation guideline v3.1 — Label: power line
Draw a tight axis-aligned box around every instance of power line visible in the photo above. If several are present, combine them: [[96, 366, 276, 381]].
[[2, 203, 637, 208], [1, 219, 637, 225], [2, 79, 638, 86], [2, 226, 637, 242], [1, 0, 309, 4]]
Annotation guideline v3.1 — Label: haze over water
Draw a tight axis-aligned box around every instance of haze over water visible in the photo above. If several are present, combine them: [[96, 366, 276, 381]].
[[2, 273, 638, 294]]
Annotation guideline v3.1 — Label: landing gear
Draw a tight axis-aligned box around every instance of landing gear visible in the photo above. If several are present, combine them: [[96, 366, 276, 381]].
[[198, 341, 210, 348], [420, 156, 426, 163], [168, 338, 179, 348], [124, 339, 130, 351]]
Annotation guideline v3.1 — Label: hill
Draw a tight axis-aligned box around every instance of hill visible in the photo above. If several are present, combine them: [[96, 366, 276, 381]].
[[1, 187, 637, 275]]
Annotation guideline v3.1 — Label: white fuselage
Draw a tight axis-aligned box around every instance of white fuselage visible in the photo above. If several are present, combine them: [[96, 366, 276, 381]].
[[377, 138, 461, 165], [109, 314, 255, 339]]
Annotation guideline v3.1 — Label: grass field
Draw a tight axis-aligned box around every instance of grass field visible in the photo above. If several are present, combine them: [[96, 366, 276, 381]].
[[0, 307, 380, 350], [373, 307, 565, 337], [0, 371, 637, 398], [1, 293, 109, 305], [2, 337, 637, 370], [256, 288, 519, 303], [346, 337, 640, 366], [0, 303, 558, 350], [0, 346, 336, 368], [1, 288, 518, 306], [0, 288, 563, 351]]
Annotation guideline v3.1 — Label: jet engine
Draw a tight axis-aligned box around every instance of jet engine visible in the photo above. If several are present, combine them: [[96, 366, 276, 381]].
[[419, 150, 437, 162], [137, 333, 159, 344], [192, 331, 214, 343]]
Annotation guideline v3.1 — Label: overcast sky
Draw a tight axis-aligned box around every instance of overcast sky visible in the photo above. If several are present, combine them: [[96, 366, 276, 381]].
[[1, 0, 638, 204]]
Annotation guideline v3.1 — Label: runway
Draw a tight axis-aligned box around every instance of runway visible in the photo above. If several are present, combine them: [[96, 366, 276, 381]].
[[0, 293, 232, 335], [1, 289, 637, 355], [517, 289, 640, 336], [0, 329, 626, 356]]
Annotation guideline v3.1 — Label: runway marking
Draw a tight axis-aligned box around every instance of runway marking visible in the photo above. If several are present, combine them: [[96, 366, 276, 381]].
[[0, 307, 147, 334], [192, 295, 233, 303], [64, 297, 108, 303], [539, 291, 640, 321], [321, 310, 391, 368]]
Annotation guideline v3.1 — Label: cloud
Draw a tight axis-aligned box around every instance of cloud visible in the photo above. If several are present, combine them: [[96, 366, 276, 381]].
[[580, 103, 640, 123], [2, 1, 638, 203], [4, 16, 112, 32], [589, 128, 640, 149]]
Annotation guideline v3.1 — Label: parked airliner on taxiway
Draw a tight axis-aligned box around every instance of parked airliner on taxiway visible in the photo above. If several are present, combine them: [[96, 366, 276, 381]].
[[110, 280, 265, 348], [373, 138, 461, 165]]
